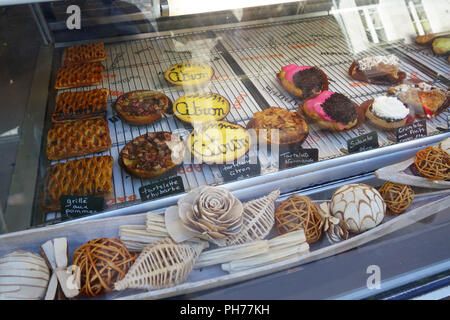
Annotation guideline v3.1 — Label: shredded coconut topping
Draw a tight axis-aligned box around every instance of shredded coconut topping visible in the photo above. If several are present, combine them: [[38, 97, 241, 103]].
[[357, 55, 400, 70]]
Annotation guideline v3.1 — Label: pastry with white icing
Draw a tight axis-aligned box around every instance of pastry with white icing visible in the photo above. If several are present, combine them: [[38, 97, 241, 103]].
[[330, 184, 386, 234], [365, 96, 410, 130]]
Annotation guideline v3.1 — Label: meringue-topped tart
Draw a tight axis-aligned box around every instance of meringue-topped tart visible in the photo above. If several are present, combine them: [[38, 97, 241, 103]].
[[365, 96, 410, 130]]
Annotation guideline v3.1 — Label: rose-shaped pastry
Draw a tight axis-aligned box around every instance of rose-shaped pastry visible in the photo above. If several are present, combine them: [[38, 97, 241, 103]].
[[165, 186, 243, 246]]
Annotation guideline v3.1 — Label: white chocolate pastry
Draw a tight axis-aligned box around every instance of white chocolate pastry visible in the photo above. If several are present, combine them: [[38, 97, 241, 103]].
[[330, 184, 386, 234]]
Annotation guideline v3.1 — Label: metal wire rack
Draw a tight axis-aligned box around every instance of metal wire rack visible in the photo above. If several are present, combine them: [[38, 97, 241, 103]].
[[41, 15, 449, 223]]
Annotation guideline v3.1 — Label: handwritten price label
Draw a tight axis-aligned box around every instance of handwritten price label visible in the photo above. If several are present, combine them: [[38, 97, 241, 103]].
[[396, 120, 427, 143], [347, 131, 379, 154], [139, 176, 185, 202], [60, 195, 105, 219]]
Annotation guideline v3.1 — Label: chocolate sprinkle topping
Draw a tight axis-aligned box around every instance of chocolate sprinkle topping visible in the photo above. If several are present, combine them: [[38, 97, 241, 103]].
[[293, 68, 325, 99], [322, 93, 357, 124]]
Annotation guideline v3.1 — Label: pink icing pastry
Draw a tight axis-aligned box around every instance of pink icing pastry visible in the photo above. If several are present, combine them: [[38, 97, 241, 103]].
[[304, 91, 335, 122], [281, 65, 312, 84]]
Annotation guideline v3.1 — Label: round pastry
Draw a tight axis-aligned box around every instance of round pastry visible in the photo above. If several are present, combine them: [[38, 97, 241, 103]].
[[301, 91, 358, 131], [364, 96, 410, 130], [114, 90, 170, 125], [187, 121, 250, 164], [173, 92, 230, 124], [331, 184, 386, 234], [414, 146, 450, 181], [72, 238, 136, 297], [246, 107, 309, 145], [0, 250, 50, 300], [274, 194, 322, 244], [165, 62, 214, 87], [348, 55, 406, 85], [277, 65, 328, 99], [379, 181, 415, 214], [119, 132, 186, 179], [387, 81, 449, 119]]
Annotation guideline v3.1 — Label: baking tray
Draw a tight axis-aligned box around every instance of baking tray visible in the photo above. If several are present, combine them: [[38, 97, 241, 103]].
[[24, 14, 450, 227]]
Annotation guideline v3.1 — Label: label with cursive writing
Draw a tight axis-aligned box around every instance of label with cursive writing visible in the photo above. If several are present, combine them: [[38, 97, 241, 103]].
[[165, 62, 214, 86], [396, 120, 427, 143], [139, 176, 185, 202], [60, 195, 105, 219], [219, 153, 261, 182], [173, 92, 230, 124], [279, 147, 318, 169], [188, 121, 250, 164], [347, 131, 379, 154]]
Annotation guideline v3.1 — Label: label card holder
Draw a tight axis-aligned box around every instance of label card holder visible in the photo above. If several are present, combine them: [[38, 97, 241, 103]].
[[218, 154, 261, 183], [347, 131, 379, 154], [139, 176, 185, 202], [396, 120, 427, 143], [60, 195, 105, 219]]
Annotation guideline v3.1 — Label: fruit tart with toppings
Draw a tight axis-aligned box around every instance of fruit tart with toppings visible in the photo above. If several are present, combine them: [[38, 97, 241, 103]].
[[119, 132, 185, 179], [277, 65, 328, 99], [246, 107, 309, 145], [387, 81, 449, 119], [114, 90, 171, 125], [300, 91, 358, 131], [348, 55, 406, 85]]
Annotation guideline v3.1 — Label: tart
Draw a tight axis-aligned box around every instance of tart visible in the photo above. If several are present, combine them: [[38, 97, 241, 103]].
[[246, 107, 309, 145], [62, 42, 106, 66], [348, 55, 406, 85], [46, 118, 111, 161], [301, 91, 358, 131], [119, 132, 185, 179], [114, 90, 170, 125], [52, 88, 109, 123], [387, 81, 449, 119], [277, 65, 328, 99], [164, 62, 214, 87], [364, 96, 410, 130], [42, 156, 113, 213], [173, 92, 230, 124], [54, 62, 104, 90]]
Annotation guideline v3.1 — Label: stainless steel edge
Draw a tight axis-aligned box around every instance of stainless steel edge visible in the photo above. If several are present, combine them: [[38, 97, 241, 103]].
[[4, 46, 53, 233], [52, 132, 449, 227]]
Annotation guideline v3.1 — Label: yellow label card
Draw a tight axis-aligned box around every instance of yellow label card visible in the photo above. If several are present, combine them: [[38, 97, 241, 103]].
[[188, 121, 250, 164], [173, 92, 230, 124], [165, 62, 214, 86]]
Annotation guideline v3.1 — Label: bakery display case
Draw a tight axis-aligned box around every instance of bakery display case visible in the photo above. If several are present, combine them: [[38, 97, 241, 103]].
[[1, 0, 449, 300]]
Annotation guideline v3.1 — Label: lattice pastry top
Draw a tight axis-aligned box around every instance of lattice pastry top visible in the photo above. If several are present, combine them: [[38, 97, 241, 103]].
[[52, 89, 109, 122], [54, 62, 104, 90], [46, 117, 111, 160], [62, 42, 106, 66], [42, 156, 113, 213]]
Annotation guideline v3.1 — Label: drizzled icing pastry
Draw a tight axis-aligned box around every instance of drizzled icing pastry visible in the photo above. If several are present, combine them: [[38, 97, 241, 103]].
[[348, 55, 406, 85], [387, 81, 449, 119], [365, 96, 410, 130], [300, 91, 358, 131], [277, 65, 328, 99], [330, 184, 386, 234]]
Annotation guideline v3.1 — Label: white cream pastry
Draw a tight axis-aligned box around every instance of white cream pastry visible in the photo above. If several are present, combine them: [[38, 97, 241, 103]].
[[371, 96, 409, 120]]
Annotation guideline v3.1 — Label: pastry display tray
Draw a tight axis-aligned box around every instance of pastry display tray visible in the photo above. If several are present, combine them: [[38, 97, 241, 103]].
[[1, 172, 449, 300], [6, 13, 450, 232]]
